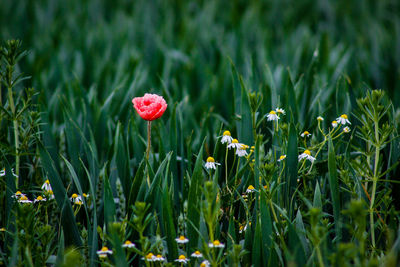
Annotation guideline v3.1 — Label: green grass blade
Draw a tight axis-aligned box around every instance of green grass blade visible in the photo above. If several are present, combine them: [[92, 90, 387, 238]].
[[328, 136, 341, 242], [161, 184, 178, 261], [285, 118, 298, 218], [104, 174, 116, 231]]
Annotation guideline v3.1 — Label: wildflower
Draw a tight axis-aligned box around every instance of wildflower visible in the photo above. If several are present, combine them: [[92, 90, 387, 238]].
[[132, 94, 168, 121], [41, 179, 52, 192], [331, 121, 338, 128], [34, 196, 47, 203], [0, 168, 18, 177], [317, 116, 324, 121], [298, 150, 316, 162], [200, 260, 211, 267], [236, 144, 248, 157], [175, 255, 189, 264], [275, 108, 285, 115], [191, 251, 203, 258], [0, 228, 5, 232], [143, 253, 156, 262], [239, 224, 248, 234], [12, 191, 25, 199], [301, 131, 311, 138], [205, 157, 221, 170], [250, 145, 255, 153], [227, 139, 242, 150], [221, 131, 233, 144], [154, 255, 165, 262], [70, 194, 83, 205], [83, 193, 90, 198], [266, 110, 279, 121], [18, 195, 33, 204], [97, 247, 113, 258], [122, 240, 135, 248], [336, 114, 351, 125], [46, 190, 55, 200], [343, 126, 351, 133], [278, 155, 286, 162], [175, 235, 189, 244], [246, 185, 255, 193], [208, 240, 225, 248]]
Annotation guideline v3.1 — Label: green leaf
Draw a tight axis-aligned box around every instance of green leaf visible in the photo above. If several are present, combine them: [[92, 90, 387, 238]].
[[252, 217, 262, 267], [161, 184, 178, 261], [328, 136, 341, 242], [313, 181, 322, 209], [104, 175, 116, 231], [285, 118, 298, 219]]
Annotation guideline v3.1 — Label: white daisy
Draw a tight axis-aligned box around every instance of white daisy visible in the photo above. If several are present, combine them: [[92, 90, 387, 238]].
[[18, 195, 33, 204], [0, 168, 18, 177], [336, 114, 351, 125], [204, 157, 221, 170], [298, 150, 316, 162], [97, 247, 113, 258], [143, 253, 156, 262], [12, 191, 25, 199], [191, 251, 203, 258], [266, 110, 279, 121], [41, 179, 52, 192], [343, 126, 351, 133], [246, 185, 255, 193], [275, 108, 285, 115], [278, 155, 286, 162], [208, 240, 225, 248], [175, 255, 189, 264], [122, 240, 135, 248], [70, 193, 83, 205], [227, 139, 242, 150], [175, 235, 189, 244], [34, 196, 47, 203], [331, 121, 338, 128], [200, 260, 211, 267], [317, 116, 324, 121], [221, 131, 234, 144], [236, 144, 248, 157], [154, 254, 165, 262], [300, 131, 311, 138]]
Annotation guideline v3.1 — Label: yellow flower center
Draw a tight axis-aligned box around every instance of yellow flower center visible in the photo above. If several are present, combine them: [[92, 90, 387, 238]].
[[240, 144, 248, 149], [124, 240, 132, 245], [146, 253, 154, 259], [200, 263, 206, 267], [279, 155, 286, 160], [332, 120, 337, 124], [20, 196, 28, 201], [206, 157, 215, 163], [37, 196, 43, 201], [156, 254, 163, 258], [194, 251, 201, 255], [340, 114, 348, 119], [304, 150, 311, 155], [179, 235, 186, 240], [303, 131, 310, 135], [178, 255, 186, 260], [75, 201, 82, 205], [48, 190, 53, 194], [232, 139, 239, 144], [269, 110, 276, 115], [101, 247, 109, 252], [247, 185, 255, 190], [317, 116, 323, 121], [223, 131, 231, 136], [213, 240, 221, 246], [71, 193, 78, 198], [15, 191, 22, 195], [251, 146, 255, 149], [83, 193, 88, 197], [45, 179, 50, 184], [264, 185, 268, 189]]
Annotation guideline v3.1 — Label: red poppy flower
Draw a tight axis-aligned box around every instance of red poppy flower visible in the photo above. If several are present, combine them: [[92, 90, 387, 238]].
[[132, 93, 168, 121]]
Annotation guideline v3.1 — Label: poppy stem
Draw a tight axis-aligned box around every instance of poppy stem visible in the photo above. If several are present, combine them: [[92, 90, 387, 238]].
[[146, 121, 151, 160]]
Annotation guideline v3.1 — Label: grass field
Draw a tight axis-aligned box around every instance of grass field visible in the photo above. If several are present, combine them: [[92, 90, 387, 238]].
[[1, 0, 400, 266]]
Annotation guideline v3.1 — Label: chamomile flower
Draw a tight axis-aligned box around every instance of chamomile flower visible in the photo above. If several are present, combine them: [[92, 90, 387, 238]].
[[208, 240, 225, 248], [0, 168, 18, 177], [83, 193, 90, 198], [331, 121, 338, 128], [266, 110, 279, 121], [18, 195, 33, 204], [46, 190, 55, 200], [70, 193, 83, 205], [12, 191, 25, 199], [246, 185, 255, 193], [317, 116, 324, 121], [337, 114, 351, 125], [221, 131, 233, 144], [122, 240, 135, 248], [278, 155, 286, 162], [175, 235, 189, 244], [298, 150, 316, 162], [236, 144, 248, 157], [0, 228, 5, 232], [41, 180, 52, 192], [239, 224, 248, 234], [143, 253, 156, 262], [154, 255, 165, 262], [205, 157, 221, 170], [97, 247, 113, 258], [275, 108, 285, 115], [343, 126, 351, 133], [191, 251, 203, 258], [200, 260, 211, 267], [175, 255, 189, 264], [34, 196, 47, 203], [301, 131, 311, 138], [227, 139, 242, 150]]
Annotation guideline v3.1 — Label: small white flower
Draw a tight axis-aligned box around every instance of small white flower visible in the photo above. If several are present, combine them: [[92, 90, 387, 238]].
[[0, 168, 18, 177], [278, 155, 286, 162], [300, 131, 311, 138], [298, 150, 316, 162], [266, 110, 279, 121], [34, 196, 47, 203], [200, 260, 211, 267], [331, 121, 338, 128], [239, 224, 248, 234], [143, 253, 156, 262], [343, 126, 351, 133], [70, 194, 83, 205], [18, 195, 33, 204], [204, 157, 221, 170], [208, 240, 225, 248], [191, 251, 203, 258], [12, 191, 25, 199], [154, 254, 165, 262], [317, 116, 324, 121], [236, 144, 248, 157], [175, 235, 189, 244], [122, 240, 135, 248], [175, 255, 189, 264], [221, 131, 234, 144], [41, 179, 52, 192], [336, 114, 351, 125], [97, 247, 113, 258], [227, 139, 242, 150], [246, 185, 255, 193], [275, 108, 285, 115]]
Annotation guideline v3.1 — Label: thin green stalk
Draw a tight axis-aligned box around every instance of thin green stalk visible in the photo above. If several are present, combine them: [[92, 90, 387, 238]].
[[7, 86, 20, 184], [225, 147, 229, 186], [146, 121, 151, 160], [316, 245, 325, 267]]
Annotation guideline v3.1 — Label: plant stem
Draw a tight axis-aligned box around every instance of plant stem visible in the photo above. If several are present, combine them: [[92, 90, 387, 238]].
[[146, 121, 151, 160], [316, 245, 325, 267], [7, 86, 20, 184]]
